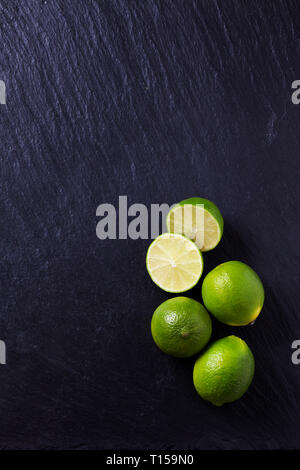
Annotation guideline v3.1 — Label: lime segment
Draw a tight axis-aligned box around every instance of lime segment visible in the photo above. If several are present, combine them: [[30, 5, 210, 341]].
[[146, 233, 203, 293]]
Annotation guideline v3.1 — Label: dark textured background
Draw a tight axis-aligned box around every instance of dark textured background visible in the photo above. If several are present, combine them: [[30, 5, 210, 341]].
[[0, 0, 300, 450]]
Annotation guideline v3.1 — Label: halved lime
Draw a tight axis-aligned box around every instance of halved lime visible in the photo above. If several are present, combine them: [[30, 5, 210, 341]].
[[146, 233, 204, 293], [166, 197, 224, 251]]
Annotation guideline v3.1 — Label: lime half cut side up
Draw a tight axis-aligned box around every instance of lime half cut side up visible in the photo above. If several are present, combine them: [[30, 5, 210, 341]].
[[146, 233, 204, 293], [166, 197, 224, 251]]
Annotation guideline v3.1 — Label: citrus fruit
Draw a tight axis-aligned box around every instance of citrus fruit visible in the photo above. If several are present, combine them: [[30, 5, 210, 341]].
[[146, 233, 203, 293], [151, 297, 212, 358], [202, 261, 264, 326], [193, 335, 255, 406], [166, 197, 224, 251]]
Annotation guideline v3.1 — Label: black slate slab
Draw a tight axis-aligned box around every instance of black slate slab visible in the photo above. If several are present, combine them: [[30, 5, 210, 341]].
[[0, 0, 300, 450]]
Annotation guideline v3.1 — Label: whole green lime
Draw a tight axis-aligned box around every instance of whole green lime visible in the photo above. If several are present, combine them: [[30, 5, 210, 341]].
[[202, 261, 264, 326], [151, 297, 212, 358], [193, 335, 255, 406]]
